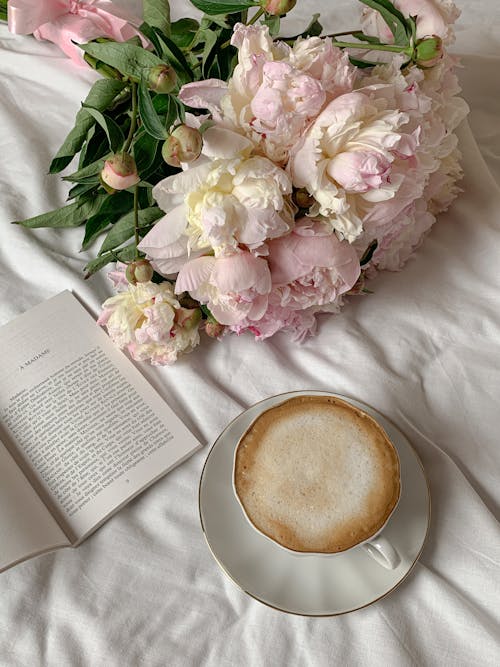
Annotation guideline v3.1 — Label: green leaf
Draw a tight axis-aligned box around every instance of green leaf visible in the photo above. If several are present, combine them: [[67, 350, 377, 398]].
[[263, 15, 280, 37], [139, 142, 167, 183], [50, 80, 126, 173], [154, 31, 195, 82], [189, 0, 258, 15], [84, 243, 137, 278], [99, 207, 164, 254], [80, 128, 109, 168], [170, 18, 200, 49], [351, 31, 383, 45], [152, 94, 171, 114], [173, 96, 186, 124], [14, 196, 105, 229], [138, 21, 164, 55], [138, 186, 155, 209], [143, 0, 171, 36], [63, 157, 108, 184], [408, 15, 417, 44], [348, 56, 379, 68], [81, 105, 125, 152], [67, 182, 99, 200], [133, 132, 161, 174], [138, 76, 169, 140], [81, 191, 134, 249], [360, 239, 378, 266], [200, 14, 231, 30], [201, 29, 219, 78], [79, 41, 166, 81], [359, 0, 409, 45]]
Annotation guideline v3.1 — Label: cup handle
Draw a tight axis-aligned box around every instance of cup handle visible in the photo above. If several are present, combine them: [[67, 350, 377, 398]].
[[362, 535, 400, 569]]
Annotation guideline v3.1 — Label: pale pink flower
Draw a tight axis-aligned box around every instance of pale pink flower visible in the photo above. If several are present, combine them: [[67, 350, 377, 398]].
[[175, 252, 272, 326], [290, 90, 419, 241], [231, 304, 320, 341], [368, 200, 436, 272], [139, 153, 293, 272], [361, 0, 460, 45], [267, 218, 361, 310], [97, 282, 200, 365], [179, 25, 356, 164], [290, 36, 356, 99]]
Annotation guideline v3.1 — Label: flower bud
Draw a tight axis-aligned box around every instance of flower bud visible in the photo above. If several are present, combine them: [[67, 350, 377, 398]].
[[205, 320, 225, 339], [125, 259, 154, 285], [175, 307, 202, 330], [101, 153, 140, 191], [147, 65, 177, 94], [162, 125, 203, 168], [261, 0, 297, 16], [293, 188, 315, 210], [414, 36, 444, 68]]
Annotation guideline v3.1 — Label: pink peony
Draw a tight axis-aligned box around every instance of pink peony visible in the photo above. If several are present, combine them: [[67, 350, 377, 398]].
[[290, 36, 356, 99], [361, 0, 460, 45], [175, 252, 272, 326], [97, 281, 201, 365], [267, 218, 361, 310], [367, 199, 436, 273], [179, 24, 356, 164], [138, 153, 293, 273], [290, 90, 419, 241], [231, 303, 322, 341]]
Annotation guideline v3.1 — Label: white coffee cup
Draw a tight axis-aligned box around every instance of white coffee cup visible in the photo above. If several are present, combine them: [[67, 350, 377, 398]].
[[232, 395, 401, 569]]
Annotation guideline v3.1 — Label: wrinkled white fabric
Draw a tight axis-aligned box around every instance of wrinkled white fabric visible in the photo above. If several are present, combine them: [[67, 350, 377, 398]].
[[1, 2, 500, 665]]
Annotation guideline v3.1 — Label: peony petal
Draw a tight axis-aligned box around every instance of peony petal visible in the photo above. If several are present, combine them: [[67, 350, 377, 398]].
[[202, 126, 254, 159], [246, 293, 269, 321], [138, 206, 187, 252], [175, 256, 215, 294], [153, 162, 213, 202], [178, 80, 228, 116], [209, 301, 251, 326], [213, 253, 271, 294]]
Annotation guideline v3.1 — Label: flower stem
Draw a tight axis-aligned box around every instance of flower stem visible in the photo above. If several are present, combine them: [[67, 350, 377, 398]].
[[133, 185, 140, 259], [330, 40, 412, 55], [123, 81, 138, 154], [326, 30, 360, 38], [247, 7, 265, 26]]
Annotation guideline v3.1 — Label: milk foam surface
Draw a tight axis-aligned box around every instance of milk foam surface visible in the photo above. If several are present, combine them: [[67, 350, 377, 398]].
[[234, 396, 400, 553]]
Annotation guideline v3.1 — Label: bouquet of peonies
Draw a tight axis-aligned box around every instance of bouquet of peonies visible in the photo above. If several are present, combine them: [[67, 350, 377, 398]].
[[10, 0, 469, 365]]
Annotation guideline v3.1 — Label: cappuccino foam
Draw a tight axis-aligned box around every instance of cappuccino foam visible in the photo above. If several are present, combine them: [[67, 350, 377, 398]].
[[234, 396, 400, 553]]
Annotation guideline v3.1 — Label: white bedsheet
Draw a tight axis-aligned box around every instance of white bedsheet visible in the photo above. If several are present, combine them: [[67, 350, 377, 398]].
[[1, 2, 499, 665]]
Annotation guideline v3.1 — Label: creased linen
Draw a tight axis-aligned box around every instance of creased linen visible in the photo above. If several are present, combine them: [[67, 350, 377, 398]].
[[1, 2, 500, 665]]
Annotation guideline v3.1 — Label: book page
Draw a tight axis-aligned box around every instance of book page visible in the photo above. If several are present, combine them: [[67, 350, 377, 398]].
[[0, 440, 69, 572], [0, 291, 202, 543]]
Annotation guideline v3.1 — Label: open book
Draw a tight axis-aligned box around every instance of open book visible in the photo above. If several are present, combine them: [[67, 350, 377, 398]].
[[0, 291, 202, 572]]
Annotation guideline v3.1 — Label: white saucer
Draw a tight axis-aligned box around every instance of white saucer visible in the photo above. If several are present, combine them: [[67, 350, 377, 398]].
[[198, 391, 430, 616]]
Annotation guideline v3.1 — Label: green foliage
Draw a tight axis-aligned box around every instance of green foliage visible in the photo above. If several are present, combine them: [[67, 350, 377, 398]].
[[50, 80, 127, 173], [79, 42, 167, 81], [14, 197, 105, 229], [359, 0, 410, 45], [143, 0, 171, 36], [189, 0, 258, 15], [99, 207, 164, 254], [138, 76, 170, 139]]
